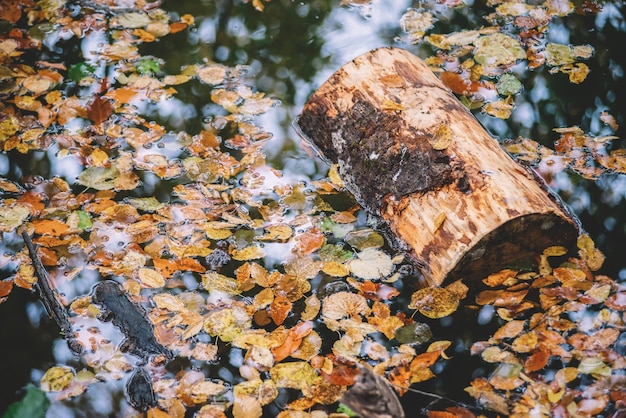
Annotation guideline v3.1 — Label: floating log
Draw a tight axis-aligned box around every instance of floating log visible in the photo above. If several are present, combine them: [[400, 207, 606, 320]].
[[297, 47, 579, 286]]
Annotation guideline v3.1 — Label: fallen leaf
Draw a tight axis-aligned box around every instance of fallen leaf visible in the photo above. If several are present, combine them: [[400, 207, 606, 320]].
[[409, 287, 459, 319]]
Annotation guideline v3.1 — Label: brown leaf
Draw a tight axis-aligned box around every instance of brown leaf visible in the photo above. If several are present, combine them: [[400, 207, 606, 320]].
[[87, 96, 114, 125]]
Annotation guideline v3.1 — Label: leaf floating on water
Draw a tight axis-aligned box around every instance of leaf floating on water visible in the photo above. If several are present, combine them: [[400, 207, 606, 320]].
[[577, 234, 605, 271], [40, 366, 75, 392], [3, 384, 50, 418], [348, 247, 393, 280], [473, 33, 526, 67], [322, 291, 370, 321], [77, 166, 119, 191], [400, 10, 434, 43], [344, 228, 384, 250], [231, 245, 266, 261], [0, 203, 30, 232], [545, 43, 576, 66], [496, 73, 523, 96], [409, 287, 459, 319]]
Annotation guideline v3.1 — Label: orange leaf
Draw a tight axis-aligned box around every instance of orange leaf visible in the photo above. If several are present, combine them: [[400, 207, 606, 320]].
[[271, 321, 313, 362], [153, 258, 206, 278], [105, 87, 139, 105], [388, 363, 410, 395], [169, 21, 189, 34], [426, 412, 457, 418], [524, 349, 550, 373], [440, 71, 471, 95], [0, 279, 14, 301], [269, 294, 292, 325], [410, 350, 441, 369], [322, 357, 359, 386], [32, 219, 69, 236], [16, 191, 44, 213], [492, 320, 525, 340], [295, 228, 325, 254]]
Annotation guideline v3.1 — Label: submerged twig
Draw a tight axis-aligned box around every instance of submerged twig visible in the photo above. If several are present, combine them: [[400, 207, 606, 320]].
[[22, 231, 83, 355]]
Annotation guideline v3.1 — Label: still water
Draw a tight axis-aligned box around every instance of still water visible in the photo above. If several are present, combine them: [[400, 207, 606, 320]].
[[0, 0, 625, 416]]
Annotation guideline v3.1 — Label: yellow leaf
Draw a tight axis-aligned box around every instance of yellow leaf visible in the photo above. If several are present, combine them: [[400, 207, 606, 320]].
[[321, 261, 349, 277], [202, 272, 240, 295], [269, 362, 320, 389], [577, 233, 605, 271], [548, 387, 565, 402], [232, 395, 263, 418], [231, 245, 266, 261], [257, 224, 292, 241], [328, 164, 345, 188], [136, 267, 165, 288], [409, 287, 459, 319], [429, 124, 452, 150], [511, 331, 538, 353], [41, 366, 75, 392], [204, 306, 252, 342], [205, 226, 233, 240], [301, 294, 321, 321]]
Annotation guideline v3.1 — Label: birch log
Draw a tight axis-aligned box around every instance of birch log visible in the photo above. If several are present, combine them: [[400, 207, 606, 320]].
[[297, 47, 579, 286]]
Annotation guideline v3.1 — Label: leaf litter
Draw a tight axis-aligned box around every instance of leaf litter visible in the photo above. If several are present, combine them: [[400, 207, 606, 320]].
[[0, 0, 624, 417]]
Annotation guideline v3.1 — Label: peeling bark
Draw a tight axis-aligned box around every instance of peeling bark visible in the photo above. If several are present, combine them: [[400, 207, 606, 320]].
[[297, 47, 579, 286]]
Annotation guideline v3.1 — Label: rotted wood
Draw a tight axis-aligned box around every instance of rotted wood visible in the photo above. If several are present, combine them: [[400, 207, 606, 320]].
[[297, 47, 580, 286]]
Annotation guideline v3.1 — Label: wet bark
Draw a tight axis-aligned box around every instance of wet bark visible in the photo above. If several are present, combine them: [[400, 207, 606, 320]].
[[297, 47, 579, 286]]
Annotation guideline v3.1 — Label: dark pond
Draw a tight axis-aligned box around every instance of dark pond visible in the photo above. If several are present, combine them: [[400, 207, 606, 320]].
[[0, 0, 625, 416]]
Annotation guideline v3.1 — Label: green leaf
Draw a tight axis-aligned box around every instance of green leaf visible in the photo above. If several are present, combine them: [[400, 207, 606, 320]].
[[76, 210, 92, 230], [473, 33, 526, 66], [336, 403, 358, 417], [344, 228, 384, 250], [496, 73, 523, 96], [318, 243, 353, 263], [135, 57, 162, 75], [394, 322, 433, 345], [68, 62, 96, 83], [545, 43, 575, 66], [2, 385, 49, 418]]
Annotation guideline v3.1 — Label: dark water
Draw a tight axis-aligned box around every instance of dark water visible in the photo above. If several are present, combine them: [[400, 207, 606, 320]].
[[1, 0, 625, 416]]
